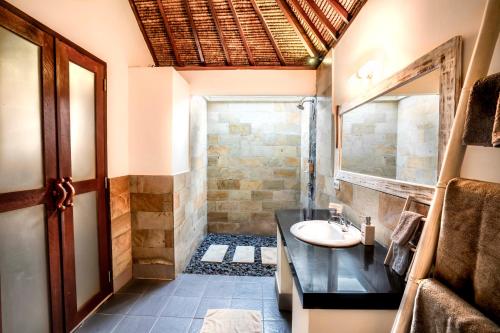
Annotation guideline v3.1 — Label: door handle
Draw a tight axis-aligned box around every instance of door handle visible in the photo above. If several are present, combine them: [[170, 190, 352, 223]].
[[63, 177, 76, 207], [52, 178, 67, 211]]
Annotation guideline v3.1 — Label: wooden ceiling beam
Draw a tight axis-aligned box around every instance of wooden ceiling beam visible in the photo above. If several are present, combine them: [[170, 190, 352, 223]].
[[325, 0, 349, 23], [275, 0, 317, 58], [156, 0, 182, 66], [128, 0, 159, 66], [249, 0, 286, 65], [287, 0, 328, 51], [184, 0, 205, 65], [304, 0, 338, 40], [228, 0, 255, 65], [207, 0, 232, 66]]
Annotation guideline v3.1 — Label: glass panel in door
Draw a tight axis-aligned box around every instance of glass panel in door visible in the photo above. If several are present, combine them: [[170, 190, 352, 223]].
[[0, 26, 43, 193], [0, 205, 50, 333], [69, 62, 96, 182]]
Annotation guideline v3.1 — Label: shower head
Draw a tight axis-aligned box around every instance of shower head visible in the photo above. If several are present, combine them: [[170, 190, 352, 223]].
[[297, 97, 315, 110]]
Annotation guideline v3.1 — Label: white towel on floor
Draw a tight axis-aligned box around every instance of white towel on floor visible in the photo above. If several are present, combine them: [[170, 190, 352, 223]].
[[201, 309, 262, 333], [232, 246, 255, 263]]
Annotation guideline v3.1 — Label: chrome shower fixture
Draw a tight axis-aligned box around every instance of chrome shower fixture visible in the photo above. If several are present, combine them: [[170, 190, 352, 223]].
[[297, 97, 316, 110]]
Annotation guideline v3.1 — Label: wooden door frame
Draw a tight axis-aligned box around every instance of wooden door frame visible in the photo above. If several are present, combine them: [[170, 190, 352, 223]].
[[56, 40, 111, 331], [0, 1, 111, 332], [0, 5, 63, 333]]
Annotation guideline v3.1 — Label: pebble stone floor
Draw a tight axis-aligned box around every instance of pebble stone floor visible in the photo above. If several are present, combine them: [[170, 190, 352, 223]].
[[75, 274, 291, 333], [184, 233, 277, 276]]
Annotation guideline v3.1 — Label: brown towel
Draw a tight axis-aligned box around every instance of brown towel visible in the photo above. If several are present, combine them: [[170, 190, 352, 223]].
[[410, 279, 500, 333], [462, 72, 500, 147], [435, 178, 500, 324], [391, 211, 423, 245], [493, 96, 500, 146]]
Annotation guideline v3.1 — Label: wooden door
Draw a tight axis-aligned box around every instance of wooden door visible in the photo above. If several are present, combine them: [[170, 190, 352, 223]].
[[55, 40, 112, 331], [0, 6, 64, 333]]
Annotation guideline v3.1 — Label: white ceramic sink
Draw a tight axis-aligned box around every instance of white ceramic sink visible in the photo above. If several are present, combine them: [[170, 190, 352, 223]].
[[290, 220, 361, 248]]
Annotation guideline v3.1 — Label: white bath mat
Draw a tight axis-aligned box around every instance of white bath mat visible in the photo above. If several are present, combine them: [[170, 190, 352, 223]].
[[261, 247, 277, 265], [201, 309, 262, 333], [232, 246, 255, 263], [201, 245, 229, 263]]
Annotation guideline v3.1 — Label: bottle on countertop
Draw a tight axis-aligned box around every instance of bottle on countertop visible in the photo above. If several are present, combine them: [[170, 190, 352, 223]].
[[361, 216, 375, 246]]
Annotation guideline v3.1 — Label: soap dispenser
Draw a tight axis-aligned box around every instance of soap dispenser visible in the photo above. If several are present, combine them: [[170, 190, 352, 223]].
[[361, 216, 375, 246]]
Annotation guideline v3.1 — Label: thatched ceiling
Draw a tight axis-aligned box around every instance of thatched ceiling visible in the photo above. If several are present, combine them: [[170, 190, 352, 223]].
[[129, 0, 366, 69]]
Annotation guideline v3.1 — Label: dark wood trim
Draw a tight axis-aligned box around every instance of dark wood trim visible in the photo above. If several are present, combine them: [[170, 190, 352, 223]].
[[155, 0, 182, 66], [207, 0, 232, 66], [56, 40, 112, 332], [304, 0, 338, 40], [249, 0, 286, 65], [0, 4, 64, 332], [174, 65, 314, 70], [0, 0, 105, 66], [332, 0, 367, 48], [275, 0, 318, 57], [325, 0, 349, 23], [227, 0, 255, 65], [128, 0, 159, 66], [288, 0, 328, 51], [184, 0, 205, 65]]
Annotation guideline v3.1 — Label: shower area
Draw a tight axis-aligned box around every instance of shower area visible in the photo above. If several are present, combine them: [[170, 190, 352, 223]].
[[184, 96, 317, 277]]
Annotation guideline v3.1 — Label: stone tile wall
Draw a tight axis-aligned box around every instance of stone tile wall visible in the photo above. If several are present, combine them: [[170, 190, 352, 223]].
[[314, 51, 430, 246], [130, 175, 175, 279], [109, 176, 132, 291], [173, 96, 208, 275], [396, 95, 439, 185], [207, 101, 301, 235]]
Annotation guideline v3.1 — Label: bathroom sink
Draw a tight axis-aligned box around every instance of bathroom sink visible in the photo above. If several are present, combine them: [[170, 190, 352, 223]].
[[290, 220, 361, 248]]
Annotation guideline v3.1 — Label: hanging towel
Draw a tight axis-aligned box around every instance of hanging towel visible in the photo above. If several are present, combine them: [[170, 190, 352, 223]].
[[493, 96, 500, 146], [410, 279, 500, 333], [462, 72, 500, 147], [389, 211, 422, 276], [391, 211, 423, 245], [434, 178, 500, 324]]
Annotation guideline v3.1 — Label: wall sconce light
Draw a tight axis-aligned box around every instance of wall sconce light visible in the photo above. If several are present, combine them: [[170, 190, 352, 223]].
[[356, 60, 380, 80]]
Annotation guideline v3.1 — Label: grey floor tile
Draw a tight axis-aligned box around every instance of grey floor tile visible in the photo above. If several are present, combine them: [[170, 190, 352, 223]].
[[239, 276, 269, 283], [181, 274, 209, 284], [112, 316, 156, 333], [117, 279, 157, 294], [127, 293, 170, 316], [150, 317, 192, 333], [208, 275, 236, 282], [262, 283, 277, 300], [230, 298, 263, 312], [233, 282, 262, 299], [263, 300, 290, 321], [97, 293, 140, 315], [264, 320, 291, 333], [195, 298, 231, 318], [161, 296, 201, 318], [174, 279, 207, 297], [188, 319, 204, 333], [203, 281, 235, 298], [76, 314, 122, 333], [147, 279, 182, 297]]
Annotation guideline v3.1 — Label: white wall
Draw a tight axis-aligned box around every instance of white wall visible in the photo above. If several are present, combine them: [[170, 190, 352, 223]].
[[7, 0, 154, 177], [128, 67, 190, 175], [179, 70, 316, 96], [332, 0, 500, 183]]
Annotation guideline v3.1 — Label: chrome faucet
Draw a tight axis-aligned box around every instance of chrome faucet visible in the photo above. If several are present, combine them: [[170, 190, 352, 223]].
[[328, 207, 350, 232]]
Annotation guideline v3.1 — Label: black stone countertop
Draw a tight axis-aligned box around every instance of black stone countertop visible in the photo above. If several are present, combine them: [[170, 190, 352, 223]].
[[276, 209, 406, 310]]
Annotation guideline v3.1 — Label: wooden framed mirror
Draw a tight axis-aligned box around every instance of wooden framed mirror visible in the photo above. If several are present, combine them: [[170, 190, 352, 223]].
[[336, 36, 462, 204]]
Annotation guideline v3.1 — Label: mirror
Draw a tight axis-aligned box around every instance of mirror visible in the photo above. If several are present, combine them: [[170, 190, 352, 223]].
[[341, 70, 440, 186], [336, 37, 462, 204]]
